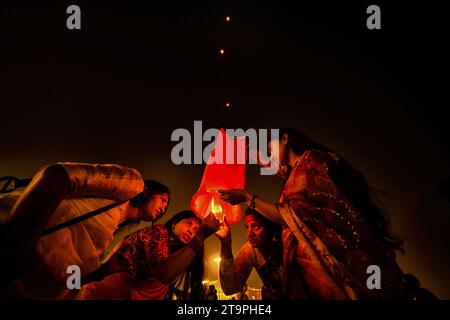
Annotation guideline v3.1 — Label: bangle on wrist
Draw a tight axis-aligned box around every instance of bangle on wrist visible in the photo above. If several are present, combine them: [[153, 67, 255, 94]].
[[249, 195, 258, 210]]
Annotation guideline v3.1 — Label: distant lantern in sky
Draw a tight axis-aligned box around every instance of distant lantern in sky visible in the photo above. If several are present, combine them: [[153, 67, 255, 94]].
[[219, 49, 225, 55], [226, 16, 230, 22], [225, 102, 230, 107]]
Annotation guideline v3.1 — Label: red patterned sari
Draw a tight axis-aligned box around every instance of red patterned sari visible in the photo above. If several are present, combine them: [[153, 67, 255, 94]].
[[277, 150, 405, 299], [80, 225, 171, 300]]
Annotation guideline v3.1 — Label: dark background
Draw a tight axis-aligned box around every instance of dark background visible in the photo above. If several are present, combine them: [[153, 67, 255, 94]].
[[1, 1, 449, 298]]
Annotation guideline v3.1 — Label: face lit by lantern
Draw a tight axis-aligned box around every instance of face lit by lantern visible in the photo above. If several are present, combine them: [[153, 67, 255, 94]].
[[142, 193, 169, 221], [244, 213, 274, 249], [172, 217, 200, 244]]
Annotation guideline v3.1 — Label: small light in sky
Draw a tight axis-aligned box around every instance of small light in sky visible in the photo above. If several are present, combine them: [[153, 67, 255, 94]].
[[226, 16, 230, 22], [225, 102, 230, 108], [219, 49, 225, 55]]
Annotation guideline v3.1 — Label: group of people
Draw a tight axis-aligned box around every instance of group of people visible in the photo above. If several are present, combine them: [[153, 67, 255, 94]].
[[0, 127, 436, 300]]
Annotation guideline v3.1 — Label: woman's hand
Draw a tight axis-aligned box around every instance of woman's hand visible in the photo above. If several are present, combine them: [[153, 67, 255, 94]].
[[218, 189, 252, 205], [197, 212, 221, 241], [215, 217, 231, 245]]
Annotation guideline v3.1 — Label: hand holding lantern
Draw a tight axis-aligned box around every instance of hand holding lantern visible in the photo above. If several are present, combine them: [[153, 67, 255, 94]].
[[197, 212, 221, 241], [215, 216, 231, 245], [218, 189, 252, 205]]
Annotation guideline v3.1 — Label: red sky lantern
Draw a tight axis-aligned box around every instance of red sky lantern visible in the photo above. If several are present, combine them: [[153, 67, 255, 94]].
[[190, 128, 246, 224]]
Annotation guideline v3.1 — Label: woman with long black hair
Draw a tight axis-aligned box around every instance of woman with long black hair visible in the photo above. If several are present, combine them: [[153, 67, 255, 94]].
[[219, 127, 407, 299]]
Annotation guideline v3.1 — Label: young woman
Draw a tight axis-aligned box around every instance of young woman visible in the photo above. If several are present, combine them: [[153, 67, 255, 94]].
[[0, 162, 169, 299], [79, 210, 220, 300], [219, 127, 407, 299], [216, 208, 285, 300]]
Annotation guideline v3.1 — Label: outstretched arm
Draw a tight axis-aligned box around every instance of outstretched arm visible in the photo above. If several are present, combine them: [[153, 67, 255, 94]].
[[83, 213, 220, 285], [81, 239, 207, 286], [151, 231, 212, 284], [215, 218, 254, 295], [218, 189, 285, 226]]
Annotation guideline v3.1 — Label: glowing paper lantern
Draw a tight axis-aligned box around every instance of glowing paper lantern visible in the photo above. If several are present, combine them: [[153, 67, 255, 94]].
[[190, 128, 246, 225]]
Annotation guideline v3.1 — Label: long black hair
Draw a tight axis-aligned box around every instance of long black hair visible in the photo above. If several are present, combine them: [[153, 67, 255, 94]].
[[163, 210, 205, 300], [278, 127, 404, 255]]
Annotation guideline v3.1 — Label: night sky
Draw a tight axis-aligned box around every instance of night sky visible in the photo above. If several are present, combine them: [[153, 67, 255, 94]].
[[1, 1, 449, 298]]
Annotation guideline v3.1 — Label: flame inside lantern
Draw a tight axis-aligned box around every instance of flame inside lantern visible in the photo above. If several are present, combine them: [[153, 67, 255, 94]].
[[211, 197, 224, 221]]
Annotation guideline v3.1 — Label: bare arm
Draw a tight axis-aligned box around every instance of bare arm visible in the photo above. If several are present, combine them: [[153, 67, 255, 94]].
[[219, 242, 254, 295], [152, 213, 220, 283], [218, 189, 285, 226], [151, 233, 207, 284], [83, 213, 220, 285], [215, 217, 254, 295], [251, 197, 285, 226], [82, 233, 207, 285]]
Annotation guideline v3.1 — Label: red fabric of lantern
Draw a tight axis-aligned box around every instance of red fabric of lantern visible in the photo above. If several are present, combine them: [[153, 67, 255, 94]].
[[190, 128, 246, 224]]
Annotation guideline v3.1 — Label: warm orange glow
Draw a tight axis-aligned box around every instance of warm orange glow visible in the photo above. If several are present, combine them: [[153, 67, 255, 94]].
[[226, 16, 230, 22], [211, 198, 223, 214], [190, 128, 245, 225], [211, 198, 223, 220], [219, 49, 225, 55], [225, 102, 230, 107]]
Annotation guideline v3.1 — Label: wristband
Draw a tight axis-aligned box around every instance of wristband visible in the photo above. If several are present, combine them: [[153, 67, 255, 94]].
[[249, 195, 258, 210]]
